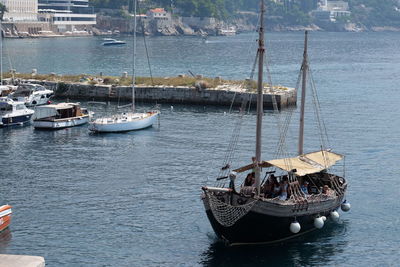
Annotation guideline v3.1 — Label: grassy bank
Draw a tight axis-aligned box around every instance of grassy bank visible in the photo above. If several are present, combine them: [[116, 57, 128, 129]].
[[4, 72, 234, 86], [3, 72, 290, 92]]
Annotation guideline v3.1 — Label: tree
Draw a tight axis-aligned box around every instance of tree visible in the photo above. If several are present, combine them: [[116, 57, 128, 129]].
[[0, 3, 8, 21]]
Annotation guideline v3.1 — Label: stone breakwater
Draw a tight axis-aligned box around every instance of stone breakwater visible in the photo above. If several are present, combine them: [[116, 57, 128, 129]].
[[32, 81, 297, 109]]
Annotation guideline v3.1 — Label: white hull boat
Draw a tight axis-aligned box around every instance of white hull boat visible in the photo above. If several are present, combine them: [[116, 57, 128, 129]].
[[89, 111, 159, 133], [102, 39, 126, 46], [0, 97, 34, 127], [33, 102, 90, 130], [34, 115, 90, 129], [9, 84, 54, 107], [218, 27, 237, 36]]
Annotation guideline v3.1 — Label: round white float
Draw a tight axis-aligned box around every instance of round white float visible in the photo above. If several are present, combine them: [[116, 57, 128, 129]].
[[314, 217, 324, 229], [330, 211, 340, 222], [321, 216, 327, 222], [341, 202, 351, 212], [290, 221, 301, 233]]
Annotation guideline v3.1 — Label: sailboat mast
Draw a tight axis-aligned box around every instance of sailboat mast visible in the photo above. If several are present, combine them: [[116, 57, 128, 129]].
[[132, 0, 137, 112], [298, 31, 308, 155], [255, 0, 265, 196]]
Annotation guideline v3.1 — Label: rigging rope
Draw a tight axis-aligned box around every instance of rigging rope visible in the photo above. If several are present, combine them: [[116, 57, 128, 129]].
[[138, 0, 154, 85], [213, 18, 261, 186], [206, 191, 257, 227], [309, 64, 331, 150], [263, 43, 296, 174]]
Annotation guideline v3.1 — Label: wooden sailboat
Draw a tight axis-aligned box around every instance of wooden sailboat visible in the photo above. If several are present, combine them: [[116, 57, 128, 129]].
[[201, 0, 350, 245], [88, 0, 159, 133]]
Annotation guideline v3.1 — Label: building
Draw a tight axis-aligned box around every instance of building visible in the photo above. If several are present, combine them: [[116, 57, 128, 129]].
[[38, 0, 96, 32], [312, 0, 351, 22], [1, 0, 38, 21], [146, 8, 170, 21]]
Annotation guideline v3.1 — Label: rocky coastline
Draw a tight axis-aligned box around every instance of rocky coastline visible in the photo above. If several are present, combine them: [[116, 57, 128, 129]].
[[94, 13, 400, 36]]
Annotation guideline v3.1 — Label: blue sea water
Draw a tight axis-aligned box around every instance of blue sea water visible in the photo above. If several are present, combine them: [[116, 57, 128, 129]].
[[1, 32, 400, 266]]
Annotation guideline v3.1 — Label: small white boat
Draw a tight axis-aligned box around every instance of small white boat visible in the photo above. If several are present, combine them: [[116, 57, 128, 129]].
[[33, 102, 90, 130], [89, 111, 159, 132], [9, 83, 54, 106], [102, 39, 126, 46], [0, 97, 34, 127], [218, 27, 237, 36]]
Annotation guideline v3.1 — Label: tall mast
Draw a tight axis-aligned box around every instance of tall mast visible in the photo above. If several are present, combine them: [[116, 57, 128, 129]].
[[298, 31, 308, 155], [255, 0, 265, 196], [132, 0, 137, 112]]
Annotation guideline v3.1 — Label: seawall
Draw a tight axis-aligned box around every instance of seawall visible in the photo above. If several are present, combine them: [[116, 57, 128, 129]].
[[23, 80, 297, 109]]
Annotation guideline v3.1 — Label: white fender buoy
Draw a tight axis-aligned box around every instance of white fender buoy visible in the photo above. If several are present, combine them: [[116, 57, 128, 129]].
[[321, 216, 327, 222], [290, 221, 301, 234], [314, 217, 324, 229], [341, 202, 351, 212], [170, 106, 174, 111], [330, 211, 340, 222]]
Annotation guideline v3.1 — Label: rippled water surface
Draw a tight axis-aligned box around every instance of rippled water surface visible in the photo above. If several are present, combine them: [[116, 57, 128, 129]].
[[1, 32, 400, 266]]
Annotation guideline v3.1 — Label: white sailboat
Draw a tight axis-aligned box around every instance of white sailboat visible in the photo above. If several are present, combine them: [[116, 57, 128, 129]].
[[88, 0, 159, 133]]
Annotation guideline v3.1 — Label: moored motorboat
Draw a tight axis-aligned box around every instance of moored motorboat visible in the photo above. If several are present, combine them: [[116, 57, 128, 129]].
[[102, 39, 126, 46], [201, 1, 350, 246], [0, 205, 12, 232], [33, 102, 91, 130], [9, 83, 54, 106], [217, 26, 237, 36], [0, 97, 34, 127]]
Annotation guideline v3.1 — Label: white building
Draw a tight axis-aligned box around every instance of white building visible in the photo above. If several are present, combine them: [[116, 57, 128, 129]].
[[312, 0, 351, 22], [1, 0, 38, 21], [38, 0, 96, 32], [146, 8, 170, 21]]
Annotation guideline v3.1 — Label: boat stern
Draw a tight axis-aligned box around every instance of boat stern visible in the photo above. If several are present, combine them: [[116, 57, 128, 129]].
[[0, 205, 12, 232]]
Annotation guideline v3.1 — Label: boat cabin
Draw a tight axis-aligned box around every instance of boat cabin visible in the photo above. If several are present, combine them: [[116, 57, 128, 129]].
[[11, 84, 50, 98], [34, 103, 88, 121], [0, 98, 26, 113]]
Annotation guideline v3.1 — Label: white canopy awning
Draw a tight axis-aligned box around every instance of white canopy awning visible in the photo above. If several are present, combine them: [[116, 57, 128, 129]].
[[265, 150, 343, 176], [234, 150, 343, 176]]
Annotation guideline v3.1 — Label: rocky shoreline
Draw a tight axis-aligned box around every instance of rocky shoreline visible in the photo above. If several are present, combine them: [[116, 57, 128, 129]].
[[94, 13, 400, 36]]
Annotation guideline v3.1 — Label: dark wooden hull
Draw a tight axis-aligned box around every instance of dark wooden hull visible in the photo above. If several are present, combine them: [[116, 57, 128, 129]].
[[205, 209, 334, 245], [202, 193, 344, 245]]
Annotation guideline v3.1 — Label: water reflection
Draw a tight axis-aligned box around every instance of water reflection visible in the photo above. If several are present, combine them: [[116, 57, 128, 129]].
[[200, 221, 348, 267], [0, 228, 12, 253]]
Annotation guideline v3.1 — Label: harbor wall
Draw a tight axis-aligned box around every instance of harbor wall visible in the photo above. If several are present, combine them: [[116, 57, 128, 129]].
[[33, 81, 297, 109]]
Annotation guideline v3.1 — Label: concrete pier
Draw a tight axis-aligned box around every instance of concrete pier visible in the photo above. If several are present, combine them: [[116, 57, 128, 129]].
[[0, 254, 45, 267], [18, 80, 297, 109]]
